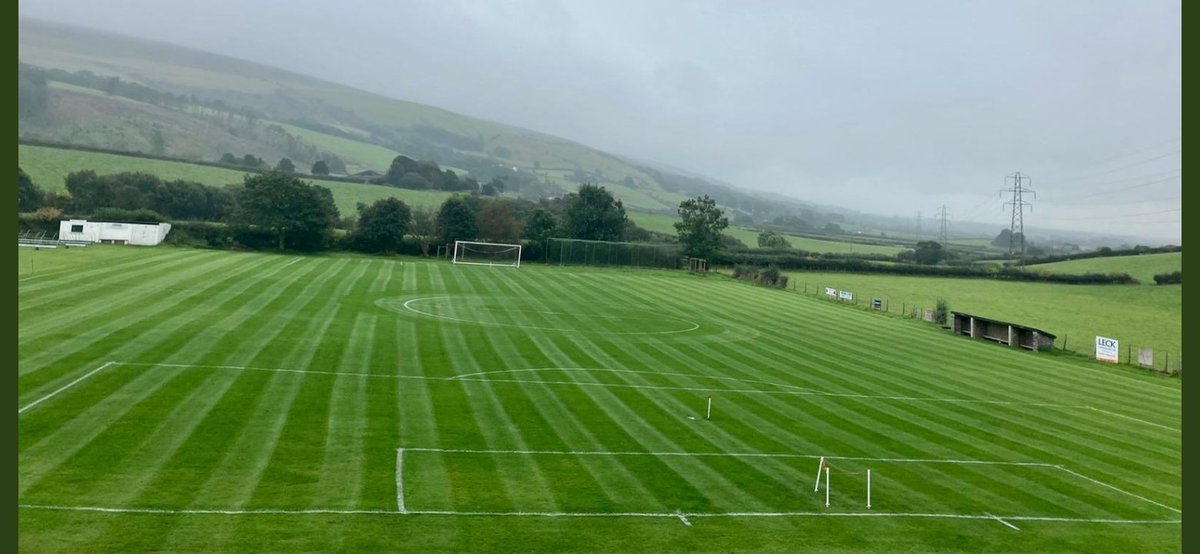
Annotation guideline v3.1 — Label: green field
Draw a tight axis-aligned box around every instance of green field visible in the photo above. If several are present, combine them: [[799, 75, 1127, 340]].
[[782, 270, 1183, 362], [1027, 252, 1183, 285], [18, 144, 456, 217], [626, 212, 906, 254], [18, 246, 1180, 552]]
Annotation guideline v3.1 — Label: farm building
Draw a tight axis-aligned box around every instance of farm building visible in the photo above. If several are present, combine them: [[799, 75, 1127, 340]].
[[951, 311, 1056, 352], [58, 219, 172, 246]]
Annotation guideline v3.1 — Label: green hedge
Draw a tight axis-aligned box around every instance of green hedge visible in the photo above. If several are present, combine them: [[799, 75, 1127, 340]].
[[714, 251, 1137, 285]]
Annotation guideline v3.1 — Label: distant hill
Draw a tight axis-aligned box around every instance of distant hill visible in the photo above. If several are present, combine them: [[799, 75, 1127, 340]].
[[18, 18, 812, 218]]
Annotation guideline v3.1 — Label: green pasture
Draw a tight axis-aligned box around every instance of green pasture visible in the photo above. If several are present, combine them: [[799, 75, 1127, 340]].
[[782, 270, 1182, 362], [1027, 252, 1182, 285], [625, 212, 906, 254], [17, 245, 1180, 552], [18, 144, 455, 217]]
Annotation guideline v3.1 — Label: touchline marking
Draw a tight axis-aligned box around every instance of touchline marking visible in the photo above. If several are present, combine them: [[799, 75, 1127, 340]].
[[675, 510, 692, 526], [18, 361, 116, 414], [15, 505, 1181, 526], [1054, 466, 1181, 514], [105, 362, 1178, 433], [395, 449, 406, 514], [398, 297, 702, 335], [986, 512, 1020, 531], [1087, 407, 1180, 433], [281, 257, 305, 268]]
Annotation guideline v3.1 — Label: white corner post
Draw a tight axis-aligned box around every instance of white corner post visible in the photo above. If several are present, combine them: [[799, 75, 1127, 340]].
[[824, 466, 830, 507], [813, 457, 825, 492], [867, 469, 871, 510]]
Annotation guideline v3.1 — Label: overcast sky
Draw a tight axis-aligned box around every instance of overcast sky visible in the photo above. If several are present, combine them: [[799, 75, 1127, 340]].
[[19, 0, 1181, 243]]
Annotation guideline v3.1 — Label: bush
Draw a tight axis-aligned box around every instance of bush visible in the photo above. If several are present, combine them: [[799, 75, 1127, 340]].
[[934, 298, 950, 326], [164, 221, 234, 248], [92, 207, 165, 223], [732, 264, 788, 289], [1153, 271, 1182, 285]]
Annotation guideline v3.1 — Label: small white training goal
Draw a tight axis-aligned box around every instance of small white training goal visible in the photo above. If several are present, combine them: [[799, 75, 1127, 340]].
[[453, 241, 523, 268]]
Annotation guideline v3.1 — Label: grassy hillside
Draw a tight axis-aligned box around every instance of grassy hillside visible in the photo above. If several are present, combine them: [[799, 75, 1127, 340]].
[[18, 246, 1181, 552], [1027, 252, 1182, 285], [18, 144, 455, 216], [781, 270, 1182, 361], [18, 19, 708, 213]]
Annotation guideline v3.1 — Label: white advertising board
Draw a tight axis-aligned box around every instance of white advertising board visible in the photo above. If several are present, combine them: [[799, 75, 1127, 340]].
[[1095, 336, 1119, 363], [825, 287, 837, 298], [838, 290, 854, 301]]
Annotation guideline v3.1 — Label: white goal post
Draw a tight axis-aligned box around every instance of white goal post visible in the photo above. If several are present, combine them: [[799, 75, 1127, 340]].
[[453, 241, 523, 268]]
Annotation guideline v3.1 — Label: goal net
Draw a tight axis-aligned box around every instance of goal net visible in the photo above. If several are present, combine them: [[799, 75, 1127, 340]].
[[453, 241, 523, 268]]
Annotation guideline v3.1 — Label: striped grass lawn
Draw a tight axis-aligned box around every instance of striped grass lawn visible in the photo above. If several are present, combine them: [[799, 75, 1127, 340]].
[[18, 246, 1180, 552]]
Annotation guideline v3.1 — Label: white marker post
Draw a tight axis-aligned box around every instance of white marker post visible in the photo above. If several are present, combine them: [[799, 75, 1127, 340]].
[[706, 395, 712, 420], [866, 469, 871, 509], [813, 457, 825, 492], [824, 466, 830, 507]]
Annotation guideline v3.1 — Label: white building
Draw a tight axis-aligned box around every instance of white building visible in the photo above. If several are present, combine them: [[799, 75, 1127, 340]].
[[59, 219, 172, 246]]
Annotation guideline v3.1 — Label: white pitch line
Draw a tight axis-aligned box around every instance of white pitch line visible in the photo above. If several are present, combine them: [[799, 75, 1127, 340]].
[[18, 361, 116, 414], [401, 447, 1053, 467], [1054, 466, 1182, 514], [675, 510, 692, 526], [1087, 407, 1180, 433], [986, 512, 1020, 531], [16, 504, 1180, 526], [396, 449, 406, 514], [281, 257, 305, 268], [17, 504, 394, 515]]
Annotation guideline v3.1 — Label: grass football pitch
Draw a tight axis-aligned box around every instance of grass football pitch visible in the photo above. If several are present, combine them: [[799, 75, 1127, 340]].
[[18, 246, 1181, 552]]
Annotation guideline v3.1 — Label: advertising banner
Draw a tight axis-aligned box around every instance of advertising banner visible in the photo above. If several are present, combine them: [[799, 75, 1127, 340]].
[[1095, 336, 1119, 363]]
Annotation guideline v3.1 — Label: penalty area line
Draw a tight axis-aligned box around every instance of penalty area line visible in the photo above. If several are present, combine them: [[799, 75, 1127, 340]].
[[985, 512, 1020, 531], [18, 361, 117, 415], [16, 505, 1181, 526]]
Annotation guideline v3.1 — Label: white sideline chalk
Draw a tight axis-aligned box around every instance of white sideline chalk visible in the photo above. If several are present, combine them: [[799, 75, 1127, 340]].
[[16, 505, 1183, 526], [18, 361, 116, 414]]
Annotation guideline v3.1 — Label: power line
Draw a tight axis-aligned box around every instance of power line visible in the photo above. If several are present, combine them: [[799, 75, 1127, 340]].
[[1040, 208, 1180, 222], [1067, 174, 1181, 202], [1051, 150, 1180, 184]]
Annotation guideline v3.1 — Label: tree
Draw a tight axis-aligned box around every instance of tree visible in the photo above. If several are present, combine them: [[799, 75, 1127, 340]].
[[220, 153, 237, 165], [564, 183, 626, 241], [475, 201, 524, 243], [907, 240, 948, 265], [352, 197, 411, 253], [409, 206, 437, 256], [310, 160, 330, 176], [674, 195, 729, 259], [823, 223, 843, 234], [233, 171, 337, 250], [992, 228, 1024, 250], [242, 154, 264, 168], [437, 195, 478, 244], [757, 230, 789, 249], [523, 208, 558, 243], [149, 128, 168, 156], [275, 158, 296, 173], [18, 65, 50, 120], [18, 168, 44, 212]]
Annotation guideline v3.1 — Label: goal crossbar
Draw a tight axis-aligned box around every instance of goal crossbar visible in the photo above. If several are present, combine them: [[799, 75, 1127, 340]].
[[453, 240, 523, 268]]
